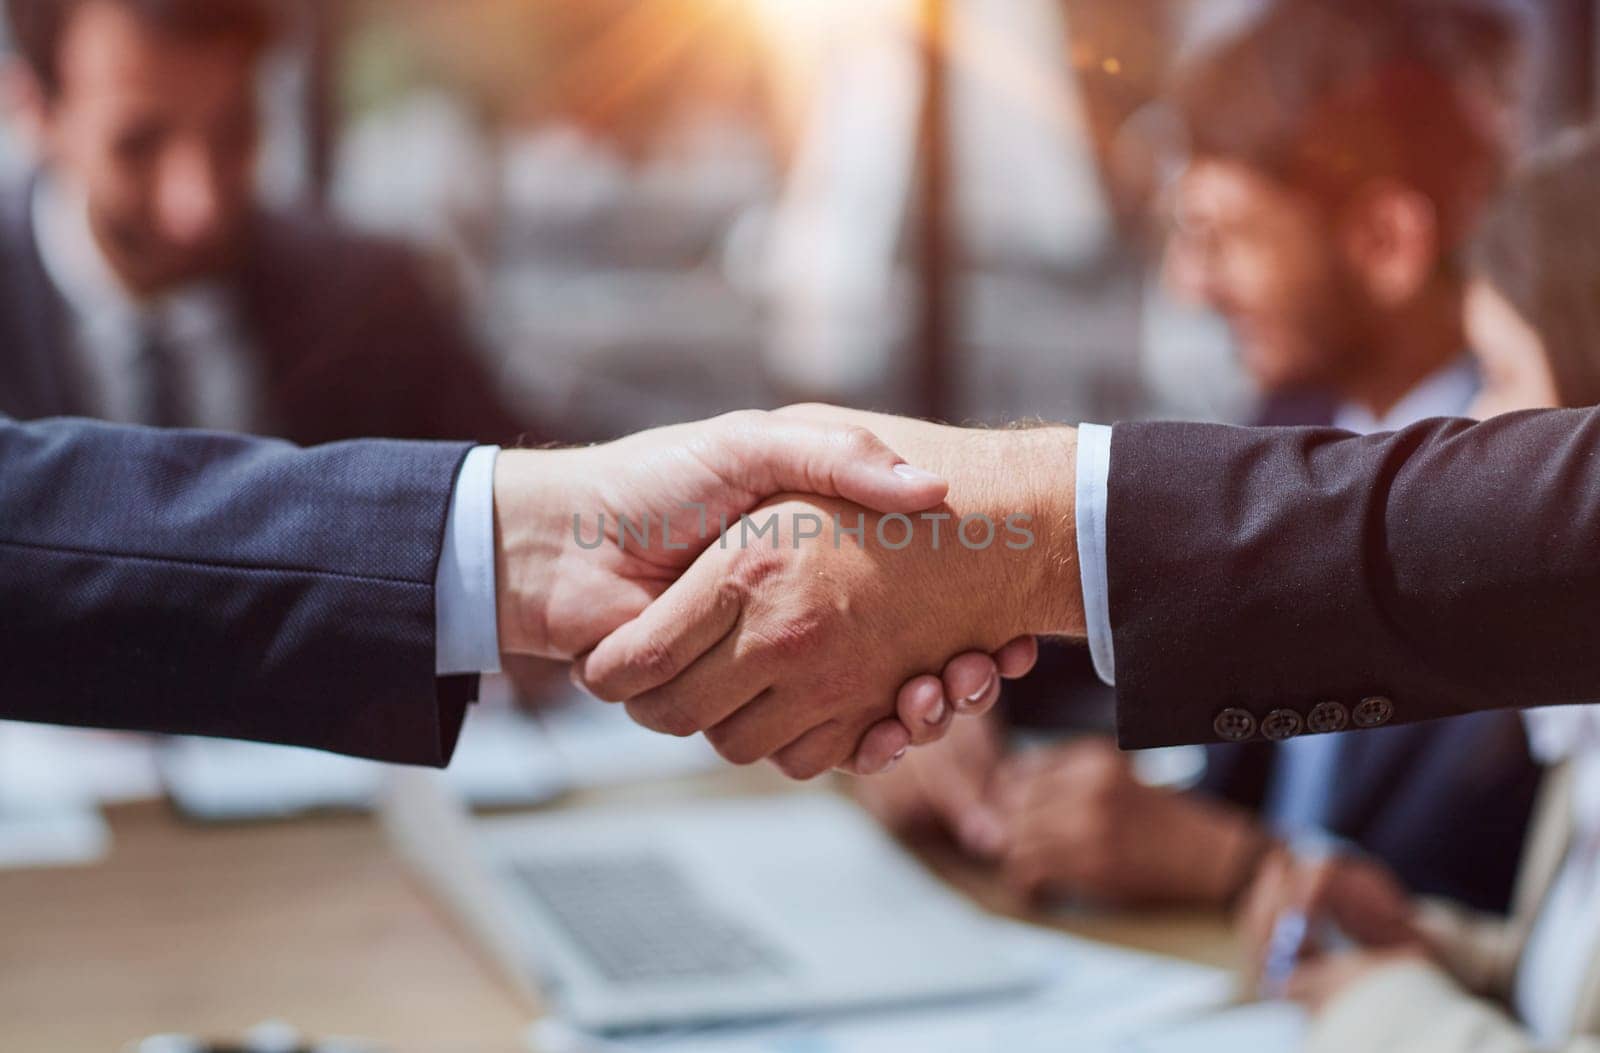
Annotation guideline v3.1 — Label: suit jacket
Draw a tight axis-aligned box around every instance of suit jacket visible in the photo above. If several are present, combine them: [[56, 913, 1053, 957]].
[[1106, 410, 1600, 749], [1193, 391, 1540, 913], [0, 175, 529, 446], [1305, 762, 1600, 1053], [0, 415, 475, 765]]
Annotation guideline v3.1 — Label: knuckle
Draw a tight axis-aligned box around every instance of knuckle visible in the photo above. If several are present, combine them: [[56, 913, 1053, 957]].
[[706, 726, 765, 766], [841, 425, 882, 458], [724, 742, 767, 767], [752, 612, 829, 664], [777, 402, 832, 419], [775, 753, 829, 782], [718, 408, 767, 433], [627, 697, 699, 738], [628, 637, 683, 687], [730, 547, 787, 594]]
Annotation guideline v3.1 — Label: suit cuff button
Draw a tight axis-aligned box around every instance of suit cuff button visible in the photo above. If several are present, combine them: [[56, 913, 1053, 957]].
[[1261, 708, 1304, 741], [1214, 707, 1257, 742], [1353, 696, 1395, 728], [1307, 701, 1349, 734]]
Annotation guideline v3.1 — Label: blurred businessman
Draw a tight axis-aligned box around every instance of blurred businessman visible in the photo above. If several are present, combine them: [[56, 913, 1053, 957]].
[[0, 0, 523, 443], [857, 0, 1540, 914]]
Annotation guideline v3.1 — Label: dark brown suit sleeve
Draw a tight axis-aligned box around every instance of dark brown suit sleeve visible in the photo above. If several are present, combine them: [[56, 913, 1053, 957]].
[[1107, 409, 1600, 748]]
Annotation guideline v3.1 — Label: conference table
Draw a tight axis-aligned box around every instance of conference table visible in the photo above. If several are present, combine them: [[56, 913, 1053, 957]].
[[0, 766, 1238, 1053]]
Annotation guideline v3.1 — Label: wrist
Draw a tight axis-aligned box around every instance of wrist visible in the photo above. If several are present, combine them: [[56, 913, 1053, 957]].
[[994, 427, 1083, 638], [493, 448, 577, 657], [912, 426, 1083, 645]]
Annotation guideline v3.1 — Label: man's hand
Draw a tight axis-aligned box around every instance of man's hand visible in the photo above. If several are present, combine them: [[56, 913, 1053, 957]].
[[1283, 947, 1436, 1015], [573, 416, 1083, 777], [487, 410, 1033, 771], [990, 738, 1272, 906], [856, 710, 1010, 855], [493, 410, 945, 659], [1237, 849, 1423, 994]]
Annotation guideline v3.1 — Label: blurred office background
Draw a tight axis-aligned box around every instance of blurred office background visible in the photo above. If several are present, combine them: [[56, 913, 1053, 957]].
[[2, 0, 1587, 449], [2, 1, 1599, 1047], [303, 0, 1591, 432]]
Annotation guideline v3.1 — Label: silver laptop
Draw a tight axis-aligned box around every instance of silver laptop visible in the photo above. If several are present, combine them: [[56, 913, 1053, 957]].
[[382, 773, 1041, 1034]]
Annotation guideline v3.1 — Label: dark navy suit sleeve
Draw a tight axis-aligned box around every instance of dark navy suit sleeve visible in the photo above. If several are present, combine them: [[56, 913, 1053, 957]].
[[0, 415, 477, 765]]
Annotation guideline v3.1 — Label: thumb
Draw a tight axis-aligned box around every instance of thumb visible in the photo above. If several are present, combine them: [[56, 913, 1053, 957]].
[[720, 411, 948, 514]]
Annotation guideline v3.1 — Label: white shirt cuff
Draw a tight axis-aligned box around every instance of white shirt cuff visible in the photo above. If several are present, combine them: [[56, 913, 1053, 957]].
[[435, 445, 502, 676], [1076, 423, 1115, 685]]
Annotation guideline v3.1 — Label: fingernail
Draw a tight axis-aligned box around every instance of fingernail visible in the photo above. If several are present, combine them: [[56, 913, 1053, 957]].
[[892, 463, 942, 484], [883, 747, 909, 774], [926, 698, 947, 725], [958, 671, 998, 711]]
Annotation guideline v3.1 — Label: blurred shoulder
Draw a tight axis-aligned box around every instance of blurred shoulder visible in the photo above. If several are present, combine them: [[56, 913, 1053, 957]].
[[245, 208, 438, 295]]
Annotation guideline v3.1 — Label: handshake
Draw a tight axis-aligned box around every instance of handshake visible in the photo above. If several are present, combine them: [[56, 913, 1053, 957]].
[[491, 406, 1086, 778]]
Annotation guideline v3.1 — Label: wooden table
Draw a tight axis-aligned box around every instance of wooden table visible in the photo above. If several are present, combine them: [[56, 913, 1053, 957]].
[[0, 771, 1237, 1052]]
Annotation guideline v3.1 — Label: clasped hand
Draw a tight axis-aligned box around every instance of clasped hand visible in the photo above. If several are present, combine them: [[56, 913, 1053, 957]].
[[492, 408, 1078, 775]]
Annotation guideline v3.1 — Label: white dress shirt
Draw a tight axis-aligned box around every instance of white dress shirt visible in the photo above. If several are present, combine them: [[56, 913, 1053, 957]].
[[31, 174, 503, 679], [435, 445, 503, 676]]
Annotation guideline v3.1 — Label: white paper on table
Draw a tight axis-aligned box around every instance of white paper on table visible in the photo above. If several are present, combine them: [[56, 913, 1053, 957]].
[[0, 806, 110, 869], [531, 689, 723, 790], [1110, 1001, 1308, 1053], [0, 722, 162, 806], [157, 682, 720, 821], [530, 923, 1234, 1053], [160, 694, 571, 821], [0, 723, 127, 868]]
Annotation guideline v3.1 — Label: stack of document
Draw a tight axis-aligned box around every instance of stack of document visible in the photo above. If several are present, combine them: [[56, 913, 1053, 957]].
[[0, 722, 138, 867], [1111, 1002, 1308, 1052], [160, 683, 722, 821]]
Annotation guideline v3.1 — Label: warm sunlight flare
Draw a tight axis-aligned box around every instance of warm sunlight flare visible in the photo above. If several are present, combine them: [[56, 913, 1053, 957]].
[[744, 0, 909, 35]]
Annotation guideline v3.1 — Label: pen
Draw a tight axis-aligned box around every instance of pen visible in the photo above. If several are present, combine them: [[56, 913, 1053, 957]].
[[1259, 908, 1310, 1000]]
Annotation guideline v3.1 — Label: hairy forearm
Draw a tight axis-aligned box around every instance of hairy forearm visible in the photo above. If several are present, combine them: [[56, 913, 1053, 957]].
[[777, 408, 1086, 639], [1002, 425, 1083, 638]]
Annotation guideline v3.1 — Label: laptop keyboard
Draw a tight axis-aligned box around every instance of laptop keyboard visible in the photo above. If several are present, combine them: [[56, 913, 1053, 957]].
[[512, 855, 790, 984]]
